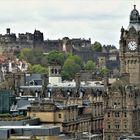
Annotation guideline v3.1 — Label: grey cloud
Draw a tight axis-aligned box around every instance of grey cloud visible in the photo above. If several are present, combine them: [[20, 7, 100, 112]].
[[43, 14, 125, 22]]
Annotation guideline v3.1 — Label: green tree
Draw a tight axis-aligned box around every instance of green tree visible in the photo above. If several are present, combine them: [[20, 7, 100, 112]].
[[100, 66, 109, 76], [41, 55, 48, 67], [47, 51, 69, 65], [91, 41, 102, 52], [61, 55, 83, 80], [18, 48, 43, 65], [27, 48, 43, 64], [85, 60, 95, 70], [71, 55, 84, 69], [18, 48, 31, 60], [29, 64, 48, 73]]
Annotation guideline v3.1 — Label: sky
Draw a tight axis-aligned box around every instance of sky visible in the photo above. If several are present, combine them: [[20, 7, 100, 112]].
[[0, 0, 140, 48]]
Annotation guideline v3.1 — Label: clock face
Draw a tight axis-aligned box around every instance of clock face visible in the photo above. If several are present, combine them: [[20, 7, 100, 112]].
[[128, 41, 137, 50]]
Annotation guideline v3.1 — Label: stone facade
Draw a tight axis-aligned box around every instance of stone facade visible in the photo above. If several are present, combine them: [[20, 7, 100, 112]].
[[103, 79, 140, 140], [28, 101, 92, 133], [104, 5, 140, 140], [120, 5, 140, 85]]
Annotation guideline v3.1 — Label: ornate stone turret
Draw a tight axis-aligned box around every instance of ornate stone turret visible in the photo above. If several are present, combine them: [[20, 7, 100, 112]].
[[130, 5, 140, 24], [128, 5, 140, 31]]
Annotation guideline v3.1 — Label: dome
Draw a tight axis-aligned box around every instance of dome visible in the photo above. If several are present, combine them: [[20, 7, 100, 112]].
[[130, 5, 140, 24]]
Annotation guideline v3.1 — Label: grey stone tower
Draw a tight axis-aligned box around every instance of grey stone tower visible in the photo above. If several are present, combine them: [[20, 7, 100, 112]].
[[119, 5, 140, 85]]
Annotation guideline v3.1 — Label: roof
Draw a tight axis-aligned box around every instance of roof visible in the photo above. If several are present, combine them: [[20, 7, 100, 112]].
[[127, 23, 140, 31], [11, 99, 31, 111], [0, 125, 59, 129], [130, 5, 140, 24], [25, 73, 42, 86], [47, 81, 104, 89]]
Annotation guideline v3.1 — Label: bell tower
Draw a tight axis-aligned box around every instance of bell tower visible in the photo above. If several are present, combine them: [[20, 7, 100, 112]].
[[120, 5, 140, 85]]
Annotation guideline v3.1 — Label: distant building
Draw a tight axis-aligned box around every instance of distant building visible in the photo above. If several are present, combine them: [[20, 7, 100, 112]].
[[0, 28, 119, 74]]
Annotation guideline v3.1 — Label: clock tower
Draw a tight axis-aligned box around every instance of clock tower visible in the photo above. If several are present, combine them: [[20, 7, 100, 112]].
[[120, 5, 140, 85]]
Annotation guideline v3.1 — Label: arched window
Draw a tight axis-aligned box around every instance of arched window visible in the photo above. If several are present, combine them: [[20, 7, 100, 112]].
[[55, 69, 57, 74], [51, 69, 54, 74]]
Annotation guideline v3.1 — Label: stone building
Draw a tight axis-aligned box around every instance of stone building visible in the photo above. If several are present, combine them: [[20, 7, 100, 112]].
[[104, 5, 140, 140], [103, 78, 140, 140], [26, 72, 105, 136], [27, 100, 92, 134], [51, 76, 105, 134], [0, 28, 119, 74], [120, 5, 140, 85]]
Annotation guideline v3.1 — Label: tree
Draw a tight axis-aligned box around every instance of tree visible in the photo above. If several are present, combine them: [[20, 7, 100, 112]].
[[85, 60, 95, 70], [91, 41, 102, 52], [29, 64, 48, 73], [99, 66, 109, 76], [18, 48, 43, 65], [71, 55, 84, 69], [47, 51, 69, 66], [41, 55, 48, 67], [61, 55, 83, 80], [18, 48, 31, 60], [27, 48, 43, 65]]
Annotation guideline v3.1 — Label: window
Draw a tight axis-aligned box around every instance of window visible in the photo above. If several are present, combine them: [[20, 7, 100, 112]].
[[118, 102, 120, 107], [124, 123, 127, 129], [115, 124, 120, 129], [58, 114, 61, 118], [108, 112, 110, 117], [113, 102, 117, 108], [115, 135, 118, 140], [115, 122, 120, 129], [51, 69, 54, 74], [115, 112, 120, 117], [55, 69, 57, 74], [108, 122, 111, 129], [32, 114, 36, 117], [124, 112, 127, 117], [108, 135, 111, 140]]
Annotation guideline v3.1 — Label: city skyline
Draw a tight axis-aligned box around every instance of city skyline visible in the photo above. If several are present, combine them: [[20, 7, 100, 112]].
[[0, 0, 140, 47]]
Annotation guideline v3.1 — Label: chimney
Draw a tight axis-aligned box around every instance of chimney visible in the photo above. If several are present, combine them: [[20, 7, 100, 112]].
[[103, 75, 109, 91], [75, 73, 81, 90], [6, 28, 10, 35], [42, 74, 49, 96]]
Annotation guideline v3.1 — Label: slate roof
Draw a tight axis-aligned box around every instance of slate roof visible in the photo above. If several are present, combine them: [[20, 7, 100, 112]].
[[25, 74, 42, 86]]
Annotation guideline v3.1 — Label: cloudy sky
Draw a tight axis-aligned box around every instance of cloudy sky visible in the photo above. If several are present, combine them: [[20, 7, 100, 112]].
[[0, 0, 140, 47]]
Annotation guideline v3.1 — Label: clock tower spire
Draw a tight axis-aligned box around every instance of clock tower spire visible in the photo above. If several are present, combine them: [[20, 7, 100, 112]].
[[120, 5, 140, 85]]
